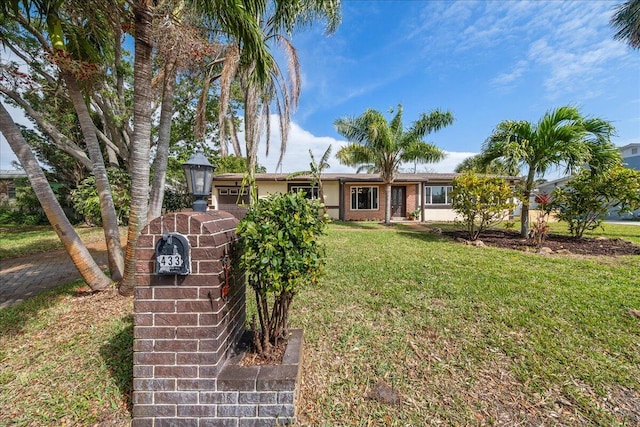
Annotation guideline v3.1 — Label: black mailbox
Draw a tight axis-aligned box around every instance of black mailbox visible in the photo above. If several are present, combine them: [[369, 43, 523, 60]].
[[155, 232, 190, 275]]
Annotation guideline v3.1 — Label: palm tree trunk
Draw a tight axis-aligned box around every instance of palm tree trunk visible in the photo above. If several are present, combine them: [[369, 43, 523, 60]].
[[62, 71, 125, 281], [384, 182, 392, 225], [148, 60, 177, 222], [521, 168, 536, 238], [0, 103, 111, 290], [120, 1, 154, 296]]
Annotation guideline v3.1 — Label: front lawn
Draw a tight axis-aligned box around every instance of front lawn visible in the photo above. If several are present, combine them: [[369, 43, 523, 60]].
[[0, 223, 638, 425]]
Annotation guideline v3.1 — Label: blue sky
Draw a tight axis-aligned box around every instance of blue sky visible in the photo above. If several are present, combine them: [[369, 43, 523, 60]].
[[258, 0, 640, 176], [1, 0, 639, 179]]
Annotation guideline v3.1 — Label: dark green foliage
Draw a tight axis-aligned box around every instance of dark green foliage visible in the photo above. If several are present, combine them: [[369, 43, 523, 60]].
[[71, 168, 130, 226], [162, 187, 193, 213], [237, 191, 327, 355], [551, 165, 640, 238]]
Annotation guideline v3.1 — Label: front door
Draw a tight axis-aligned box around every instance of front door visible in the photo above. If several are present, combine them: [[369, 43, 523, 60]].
[[391, 186, 406, 218]]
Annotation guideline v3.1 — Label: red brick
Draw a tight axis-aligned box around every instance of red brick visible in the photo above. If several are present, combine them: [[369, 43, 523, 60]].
[[132, 404, 176, 417], [134, 351, 176, 365], [153, 287, 198, 300], [134, 326, 175, 339], [155, 391, 197, 404], [154, 339, 198, 352], [135, 261, 153, 274], [176, 214, 190, 233], [199, 338, 222, 352], [133, 365, 153, 378], [134, 314, 153, 326], [176, 326, 216, 339], [134, 300, 175, 313], [198, 312, 223, 326], [150, 275, 177, 287], [176, 352, 220, 365], [197, 261, 222, 274], [133, 338, 153, 351], [177, 379, 217, 390], [198, 235, 217, 248], [155, 365, 198, 378], [137, 234, 154, 249], [154, 313, 198, 327], [134, 287, 152, 299], [177, 405, 216, 417], [135, 275, 152, 287], [133, 378, 176, 391], [176, 300, 214, 313]]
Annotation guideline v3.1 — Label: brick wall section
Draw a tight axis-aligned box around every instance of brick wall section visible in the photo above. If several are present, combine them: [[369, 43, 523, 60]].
[[132, 211, 246, 426], [132, 211, 302, 427]]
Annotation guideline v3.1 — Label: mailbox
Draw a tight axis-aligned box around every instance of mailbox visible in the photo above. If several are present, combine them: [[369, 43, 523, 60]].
[[155, 232, 190, 275]]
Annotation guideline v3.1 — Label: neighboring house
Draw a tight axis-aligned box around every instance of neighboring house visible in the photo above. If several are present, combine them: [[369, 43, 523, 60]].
[[212, 172, 520, 222], [532, 143, 640, 220], [620, 143, 640, 171], [0, 170, 27, 203]]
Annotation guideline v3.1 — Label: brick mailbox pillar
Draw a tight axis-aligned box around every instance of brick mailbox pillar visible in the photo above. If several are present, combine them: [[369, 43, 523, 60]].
[[132, 211, 245, 426]]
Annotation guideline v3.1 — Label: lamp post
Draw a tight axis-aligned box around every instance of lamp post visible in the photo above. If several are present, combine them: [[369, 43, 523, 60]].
[[182, 151, 214, 212]]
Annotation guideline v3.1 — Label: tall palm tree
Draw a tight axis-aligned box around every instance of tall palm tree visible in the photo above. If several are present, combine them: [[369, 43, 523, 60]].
[[120, 0, 309, 294], [481, 106, 615, 238], [214, 0, 341, 196], [611, 0, 640, 49], [0, 103, 112, 290], [335, 104, 454, 225], [1, 0, 126, 283]]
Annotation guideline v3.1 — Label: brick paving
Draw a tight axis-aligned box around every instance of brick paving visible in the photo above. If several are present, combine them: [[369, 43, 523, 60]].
[[0, 243, 109, 308]]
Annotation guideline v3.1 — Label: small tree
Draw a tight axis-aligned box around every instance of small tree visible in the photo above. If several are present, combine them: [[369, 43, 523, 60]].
[[237, 191, 327, 356], [450, 172, 517, 241], [550, 166, 640, 238]]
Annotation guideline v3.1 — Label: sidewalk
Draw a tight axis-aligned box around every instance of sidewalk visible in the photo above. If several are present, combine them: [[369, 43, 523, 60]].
[[0, 242, 109, 309]]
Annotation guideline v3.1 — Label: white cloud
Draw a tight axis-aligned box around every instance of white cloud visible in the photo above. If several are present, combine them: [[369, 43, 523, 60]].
[[250, 117, 476, 174]]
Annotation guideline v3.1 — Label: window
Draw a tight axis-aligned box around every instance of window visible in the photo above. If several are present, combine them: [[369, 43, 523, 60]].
[[290, 185, 320, 200], [425, 185, 453, 204], [632, 148, 638, 155], [351, 186, 378, 210]]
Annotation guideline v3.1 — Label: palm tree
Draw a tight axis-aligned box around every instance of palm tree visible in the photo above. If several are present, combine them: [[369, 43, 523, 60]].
[[611, 0, 640, 50], [119, 0, 302, 294], [335, 105, 453, 225], [454, 153, 520, 176], [0, 103, 112, 290], [481, 106, 615, 238], [213, 0, 341, 199], [286, 145, 332, 212]]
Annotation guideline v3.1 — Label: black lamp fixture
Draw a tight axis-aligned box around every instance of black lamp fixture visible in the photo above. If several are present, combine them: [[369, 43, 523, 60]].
[[182, 150, 214, 212]]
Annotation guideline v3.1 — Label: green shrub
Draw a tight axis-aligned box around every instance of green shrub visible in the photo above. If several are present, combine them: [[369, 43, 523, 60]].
[[237, 191, 327, 356], [450, 172, 517, 240], [551, 166, 640, 238], [71, 168, 130, 226]]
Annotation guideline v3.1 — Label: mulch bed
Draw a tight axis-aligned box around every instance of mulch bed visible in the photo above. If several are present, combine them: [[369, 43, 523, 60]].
[[441, 228, 640, 256]]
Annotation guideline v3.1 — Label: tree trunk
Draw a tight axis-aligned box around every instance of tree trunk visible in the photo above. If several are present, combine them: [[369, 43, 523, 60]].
[[0, 103, 111, 290], [63, 71, 125, 281], [521, 168, 536, 238], [120, 2, 154, 296], [384, 182, 392, 225], [148, 60, 177, 222]]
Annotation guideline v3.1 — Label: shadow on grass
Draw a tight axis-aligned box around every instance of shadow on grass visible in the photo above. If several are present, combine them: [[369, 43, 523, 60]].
[[0, 280, 84, 337], [100, 314, 134, 414]]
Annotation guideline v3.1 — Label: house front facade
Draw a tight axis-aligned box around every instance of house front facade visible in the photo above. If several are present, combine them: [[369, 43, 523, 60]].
[[211, 172, 516, 222]]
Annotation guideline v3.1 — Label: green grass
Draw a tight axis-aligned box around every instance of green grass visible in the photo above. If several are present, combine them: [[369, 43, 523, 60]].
[[1, 222, 639, 425], [0, 226, 123, 259]]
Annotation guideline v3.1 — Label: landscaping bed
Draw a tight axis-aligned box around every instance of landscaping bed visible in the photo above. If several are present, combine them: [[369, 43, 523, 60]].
[[442, 228, 640, 256]]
